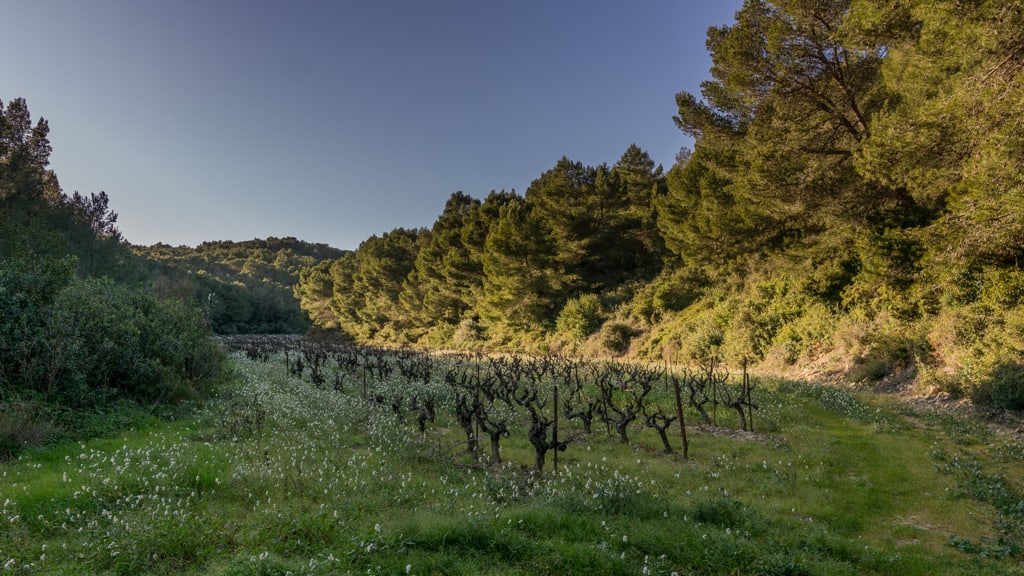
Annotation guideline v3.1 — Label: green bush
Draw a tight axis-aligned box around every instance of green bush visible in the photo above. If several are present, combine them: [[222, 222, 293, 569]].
[[600, 322, 636, 355], [846, 332, 923, 383], [982, 268, 1024, 309], [52, 277, 224, 403], [556, 294, 603, 342], [848, 356, 892, 383], [0, 255, 79, 401], [973, 362, 1024, 410], [0, 401, 56, 460], [0, 259, 224, 416]]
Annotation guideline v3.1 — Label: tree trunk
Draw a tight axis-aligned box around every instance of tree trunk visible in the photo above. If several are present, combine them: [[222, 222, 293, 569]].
[[489, 433, 502, 463], [695, 404, 711, 426], [615, 420, 630, 444], [732, 403, 747, 431], [655, 427, 674, 454]]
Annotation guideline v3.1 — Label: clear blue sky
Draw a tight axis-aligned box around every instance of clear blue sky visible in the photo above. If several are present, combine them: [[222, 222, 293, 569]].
[[6, 1, 743, 250]]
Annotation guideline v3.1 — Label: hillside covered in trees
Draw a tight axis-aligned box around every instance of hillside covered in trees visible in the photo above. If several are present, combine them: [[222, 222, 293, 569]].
[[294, 0, 1024, 408], [134, 238, 346, 334]]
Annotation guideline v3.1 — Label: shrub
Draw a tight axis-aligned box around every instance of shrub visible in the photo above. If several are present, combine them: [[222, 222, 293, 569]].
[[973, 362, 1024, 410], [600, 322, 636, 355], [555, 294, 603, 342], [982, 268, 1024, 309], [420, 322, 456, 347], [653, 280, 700, 314], [916, 362, 962, 398], [0, 401, 56, 461], [452, 316, 485, 347], [848, 356, 892, 383], [0, 259, 225, 432], [52, 278, 224, 403], [846, 331, 924, 383]]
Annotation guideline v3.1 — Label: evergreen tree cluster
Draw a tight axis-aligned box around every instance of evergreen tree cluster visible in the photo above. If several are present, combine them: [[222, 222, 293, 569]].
[[5, 0, 1022, 413], [297, 0, 1024, 407], [296, 147, 666, 350]]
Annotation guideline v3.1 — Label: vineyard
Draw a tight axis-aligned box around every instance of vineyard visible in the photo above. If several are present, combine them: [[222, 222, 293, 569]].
[[237, 335, 761, 470], [2, 336, 1023, 575]]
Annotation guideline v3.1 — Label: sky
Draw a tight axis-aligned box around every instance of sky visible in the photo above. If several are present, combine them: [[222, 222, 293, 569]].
[[5, 0, 743, 250]]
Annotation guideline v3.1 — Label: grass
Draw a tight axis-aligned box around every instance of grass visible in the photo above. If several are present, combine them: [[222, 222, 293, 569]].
[[1, 353, 1023, 575]]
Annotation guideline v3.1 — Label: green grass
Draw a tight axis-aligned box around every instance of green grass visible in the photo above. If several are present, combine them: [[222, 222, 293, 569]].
[[2, 355, 1023, 575]]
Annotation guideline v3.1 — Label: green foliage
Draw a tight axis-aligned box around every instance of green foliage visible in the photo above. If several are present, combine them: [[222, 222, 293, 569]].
[[856, 0, 1024, 271], [600, 322, 636, 356], [671, 0, 903, 266], [319, 229, 424, 344], [357, 228, 423, 342], [294, 260, 336, 329], [656, 150, 759, 265], [0, 271, 223, 410], [401, 192, 480, 332], [480, 198, 562, 336], [285, 2, 1022, 410], [297, 147, 667, 350], [0, 97, 225, 455], [524, 151, 664, 293], [968, 362, 1024, 411], [0, 401, 55, 460], [555, 293, 603, 342], [629, 266, 710, 327], [0, 98, 59, 205], [846, 331, 923, 383], [138, 237, 344, 334], [652, 270, 705, 315]]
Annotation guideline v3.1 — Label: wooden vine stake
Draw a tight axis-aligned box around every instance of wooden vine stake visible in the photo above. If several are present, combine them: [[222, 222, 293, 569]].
[[552, 380, 559, 475], [671, 370, 689, 460], [744, 357, 755, 433]]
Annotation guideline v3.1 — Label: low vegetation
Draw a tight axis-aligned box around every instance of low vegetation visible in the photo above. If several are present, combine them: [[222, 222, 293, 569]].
[[2, 338, 1023, 574]]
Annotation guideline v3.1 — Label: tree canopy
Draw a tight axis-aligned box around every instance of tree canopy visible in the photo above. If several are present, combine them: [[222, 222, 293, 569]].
[[290, 1, 1024, 406]]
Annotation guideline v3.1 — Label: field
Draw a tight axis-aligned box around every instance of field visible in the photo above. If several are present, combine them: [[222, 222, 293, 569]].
[[2, 338, 1023, 575]]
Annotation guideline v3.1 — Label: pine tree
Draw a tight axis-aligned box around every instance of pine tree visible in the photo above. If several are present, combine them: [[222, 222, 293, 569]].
[[401, 192, 480, 330], [479, 198, 561, 335]]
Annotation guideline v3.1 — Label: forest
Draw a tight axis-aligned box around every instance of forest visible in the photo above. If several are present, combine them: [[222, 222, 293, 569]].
[[292, 0, 1024, 410]]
